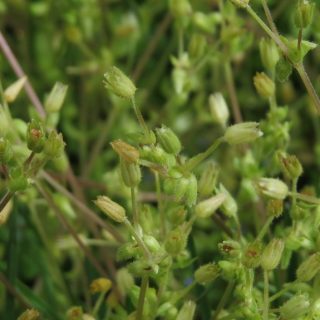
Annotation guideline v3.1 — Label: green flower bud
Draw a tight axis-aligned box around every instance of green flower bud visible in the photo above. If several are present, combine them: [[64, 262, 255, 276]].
[[194, 263, 219, 285], [155, 125, 181, 155], [26, 119, 46, 153], [198, 162, 219, 197], [294, 0, 315, 29], [43, 131, 65, 159], [169, 0, 192, 19], [104, 66, 136, 99], [184, 173, 198, 207], [4, 76, 27, 103], [158, 302, 178, 319], [276, 151, 303, 180], [253, 72, 275, 99], [224, 122, 263, 145], [209, 93, 230, 127], [192, 12, 216, 33], [167, 205, 187, 225], [89, 277, 112, 294], [94, 195, 126, 223], [18, 309, 40, 320], [116, 242, 140, 261], [276, 57, 293, 83], [8, 167, 28, 192], [45, 82, 68, 113], [259, 38, 280, 71], [111, 139, 139, 163], [176, 301, 196, 320], [218, 260, 239, 280], [218, 240, 241, 258], [0, 137, 13, 163], [188, 33, 207, 60], [242, 242, 263, 269], [195, 193, 226, 218], [66, 306, 83, 320], [165, 225, 188, 256], [141, 145, 176, 167], [257, 178, 288, 200], [261, 238, 284, 270], [172, 67, 187, 95], [128, 260, 158, 277], [217, 184, 238, 219], [279, 294, 310, 320], [120, 159, 141, 187], [229, 0, 250, 8], [267, 199, 283, 218], [296, 252, 320, 282], [116, 268, 134, 297], [143, 235, 162, 254]]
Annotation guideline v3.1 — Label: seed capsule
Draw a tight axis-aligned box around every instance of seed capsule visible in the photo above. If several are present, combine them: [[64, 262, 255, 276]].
[[261, 238, 284, 270], [194, 263, 220, 285], [296, 252, 320, 282]]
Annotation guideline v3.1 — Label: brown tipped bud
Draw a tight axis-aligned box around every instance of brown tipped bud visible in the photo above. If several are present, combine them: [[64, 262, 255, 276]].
[[111, 139, 139, 163], [267, 199, 283, 218], [94, 196, 126, 223], [277, 151, 303, 180]]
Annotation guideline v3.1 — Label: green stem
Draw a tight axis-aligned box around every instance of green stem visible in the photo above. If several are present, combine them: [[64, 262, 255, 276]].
[[256, 216, 274, 242], [93, 291, 106, 317], [288, 191, 320, 205], [291, 177, 298, 222], [136, 276, 149, 320], [298, 29, 303, 50], [171, 282, 197, 305], [183, 137, 224, 172], [131, 187, 139, 228], [260, 0, 280, 37], [269, 281, 296, 302], [212, 281, 235, 320], [0, 191, 14, 213], [155, 172, 166, 237], [131, 97, 149, 135], [263, 270, 269, 320]]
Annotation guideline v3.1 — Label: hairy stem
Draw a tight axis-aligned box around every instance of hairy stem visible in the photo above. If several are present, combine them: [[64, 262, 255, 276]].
[[136, 276, 149, 320]]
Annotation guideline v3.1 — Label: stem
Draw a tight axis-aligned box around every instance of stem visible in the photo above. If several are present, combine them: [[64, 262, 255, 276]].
[[260, 0, 280, 37], [131, 187, 139, 228], [178, 27, 184, 57], [155, 172, 166, 237], [298, 29, 303, 50], [269, 281, 296, 302], [288, 191, 320, 205], [183, 137, 224, 171], [93, 291, 106, 317], [0, 191, 14, 213], [256, 216, 273, 242], [212, 281, 235, 320], [171, 282, 197, 305], [131, 97, 149, 135], [136, 276, 149, 320], [263, 270, 269, 320]]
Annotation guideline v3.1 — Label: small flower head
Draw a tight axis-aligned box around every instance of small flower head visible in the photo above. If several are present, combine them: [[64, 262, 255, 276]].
[[45, 82, 68, 113], [218, 240, 241, 258], [259, 38, 280, 71], [104, 66, 136, 99], [176, 301, 196, 320], [94, 196, 126, 223], [43, 131, 65, 159], [66, 306, 83, 320], [294, 0, 315, 29], [155, 125, 182, 155], [17, 309, 40, 320], [224, 122, 263, 145], [26, 119, 46, 153], [261, 238, 284, 270], [90, 277, 112, 294], [257, 178, 289, 200], [195, 193, 226, 218], [4, 76, 27, 103], [296, 252, 320, 282], [111, 139, 139, 163], [209, 93, 230, 127], [277, 151, 303, 180], [194, 263, 220, 285], [279, 294, 310, 320], [229, 0, 250, 8], [253, 72, 275, 99]]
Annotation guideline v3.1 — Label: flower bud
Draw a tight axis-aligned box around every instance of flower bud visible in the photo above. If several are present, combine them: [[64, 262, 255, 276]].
[[120, 159, 141, 187], [155, 125, 181, 155], [169, 0, 192, 19], [276, 57, 293, 83], [90, 278, 112, 294], [217, 184, 238, 219], [141, 145, 175, 167], [128, 260, 158, 277], [8, 167, 29, 192], [195, 193, 226, 218], [257, 178, 288, 200], [253, 72, 275, 99], [194, 263, 219, 285], [294, 0, 315, 29], [167, 205, 187, 225], [242, 242, 262, 269], [165, 225, 188, 256], [224, 122, 263, 145], [261, 238, 284, 270], [143, 235, 162, 254], [103, 66, 136, 99], [296, 252, 320, 282], [229, 0, 250, 8], [209, 93, 230, 127], [26, 119, 46, 153], [43, 131, 65, 159], [0, 137, 13, 163], [66, 306, 83, 320], [158, 302, 178, 319], [259, 38, 279, 71], [276, 151, 303, 180], [188, 33, 207, 60], [198, 162, 219, 197], [45, 82, 68, 113], [116, 242, 140, 261], [218, 260, 239, 280], [94, 195, 126, 223], [172, 67, 187, 95], [111, 140, 139, 163], [17, 309, 40, 320], [267, 199, 283, 218], [4, 76, 27, 103], [218, 240, 241, 258], [279, 294, 310, 320], [116, 268, 134, 297], [176, 301, 196, 320]]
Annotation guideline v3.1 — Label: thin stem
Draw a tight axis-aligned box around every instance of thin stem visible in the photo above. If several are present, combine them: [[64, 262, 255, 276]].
[[0, 191, 14, 213], [131, 187, 139, 228], [263, 270, 269, 320], [288, 191, 320, 205], [131, 97, 149, 135], [212, 281, 235, 320], [269, 281, 296, 302], [92, 291, 106, 317], [136, 276, 149, 320], [261, 0, 280, 37], [298, 29, 303, 50], [183, 137, 224, 171], [178, 27, 184, 57], [155, 172, 166, 237], [256, 216, 273, 242]]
